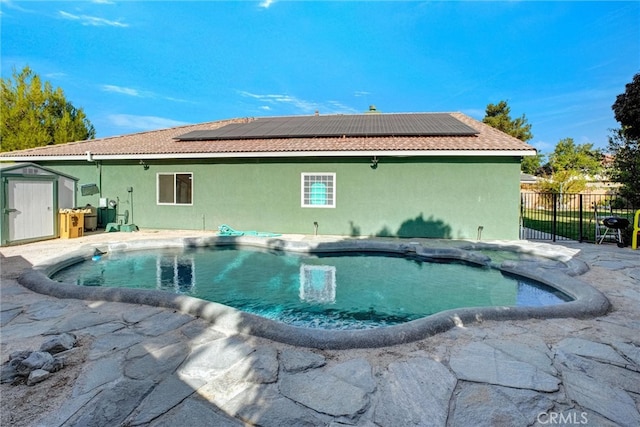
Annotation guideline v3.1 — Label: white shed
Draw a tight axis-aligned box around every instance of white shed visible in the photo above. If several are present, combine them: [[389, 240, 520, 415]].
[[1, 162, 78, 246]]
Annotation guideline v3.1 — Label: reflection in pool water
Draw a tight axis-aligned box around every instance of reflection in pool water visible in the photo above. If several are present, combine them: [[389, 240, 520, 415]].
[[52, 247, 572, 330]]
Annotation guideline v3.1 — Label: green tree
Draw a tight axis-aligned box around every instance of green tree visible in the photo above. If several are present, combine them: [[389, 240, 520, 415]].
[[612, 72, 640, 140], [537, 138, 602, 196], [1, 66, 95, 152], [535, 169, 587, 195], [483, 100, 533, 142], [608, 73, 640, 206], [521, 153, 544, 175], [608, 129, 640, 206], [548, 138, 602, 175]]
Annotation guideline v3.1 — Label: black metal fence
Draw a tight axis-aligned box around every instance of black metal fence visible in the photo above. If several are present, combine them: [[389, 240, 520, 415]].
[[520, 192, 638, 243]]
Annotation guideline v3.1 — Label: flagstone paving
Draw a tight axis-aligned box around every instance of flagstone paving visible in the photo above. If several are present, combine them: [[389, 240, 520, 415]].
[[1, 232, 639, 426]]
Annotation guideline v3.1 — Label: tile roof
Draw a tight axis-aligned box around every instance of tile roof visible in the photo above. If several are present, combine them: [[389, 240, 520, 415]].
[[0, 113, 536, 160]]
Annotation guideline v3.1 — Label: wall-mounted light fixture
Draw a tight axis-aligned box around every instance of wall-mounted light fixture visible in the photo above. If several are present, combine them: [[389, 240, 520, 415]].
[[370, 156, 379, 169], [139, 160, 149, 170]]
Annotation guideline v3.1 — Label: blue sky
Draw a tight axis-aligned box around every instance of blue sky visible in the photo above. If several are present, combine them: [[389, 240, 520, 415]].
[[1, 1, 638, 155]]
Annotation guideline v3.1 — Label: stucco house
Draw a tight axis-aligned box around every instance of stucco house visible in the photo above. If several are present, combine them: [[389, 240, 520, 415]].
[[0, 111, 535, 244]]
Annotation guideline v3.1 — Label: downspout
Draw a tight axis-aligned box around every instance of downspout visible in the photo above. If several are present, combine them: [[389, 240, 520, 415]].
[[86, 150, 102, 197], [98, 161, 102, 198]]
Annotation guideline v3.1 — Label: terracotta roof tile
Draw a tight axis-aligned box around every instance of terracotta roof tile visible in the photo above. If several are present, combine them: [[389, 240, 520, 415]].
[[0, 113, 535, 159]]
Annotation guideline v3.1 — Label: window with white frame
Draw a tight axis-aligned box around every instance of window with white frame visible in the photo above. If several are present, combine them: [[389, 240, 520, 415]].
[[157, 173, 193, 205], [301, 173, 335, 208]]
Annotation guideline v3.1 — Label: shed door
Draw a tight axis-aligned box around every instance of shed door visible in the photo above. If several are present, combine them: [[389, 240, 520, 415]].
[[7, 179, 55, 242]]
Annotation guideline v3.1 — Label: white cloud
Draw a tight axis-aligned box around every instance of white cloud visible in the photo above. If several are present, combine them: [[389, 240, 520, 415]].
[[164, 96, 191, 103], [108, 114, 189, 131], [328, 100, 360, 113], [44, 72, 68, 80], [259, 0, 275, 9], [101, 84, 193, 104], [59, 10, 128, 27], [238, 90, 360, 115], [238, 91, 316, 111], [101, 84, 142, 97], [530, 139, 554, 154], [1, 0, 35, 14]]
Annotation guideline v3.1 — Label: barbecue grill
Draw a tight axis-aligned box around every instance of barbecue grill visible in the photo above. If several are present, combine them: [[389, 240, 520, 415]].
[[599, 217, 630, 247]]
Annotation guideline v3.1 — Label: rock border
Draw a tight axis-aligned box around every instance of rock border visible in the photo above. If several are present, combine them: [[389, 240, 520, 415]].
[[1, 333, 77, 386], [17, 236, 611, 350]]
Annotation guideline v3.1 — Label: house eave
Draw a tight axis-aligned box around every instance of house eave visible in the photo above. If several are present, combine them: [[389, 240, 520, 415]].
[[1, 149, 537, 162]]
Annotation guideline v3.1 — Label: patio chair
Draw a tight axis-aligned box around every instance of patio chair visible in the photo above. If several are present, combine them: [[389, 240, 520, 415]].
[[593, 203, 612, 243]]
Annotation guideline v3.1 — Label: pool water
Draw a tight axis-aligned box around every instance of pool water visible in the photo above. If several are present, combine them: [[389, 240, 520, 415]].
[[52, 247, 571, 330]]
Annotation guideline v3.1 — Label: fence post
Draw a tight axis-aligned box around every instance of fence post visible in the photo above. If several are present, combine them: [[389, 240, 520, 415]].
[[579, 194, 584, 242], [520, 193, 524, 239], [552, 193, 557, 242]]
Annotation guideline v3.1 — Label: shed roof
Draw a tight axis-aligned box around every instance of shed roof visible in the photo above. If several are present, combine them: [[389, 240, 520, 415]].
[[0, 112, 536, 161], [0, 162, 78, 180]]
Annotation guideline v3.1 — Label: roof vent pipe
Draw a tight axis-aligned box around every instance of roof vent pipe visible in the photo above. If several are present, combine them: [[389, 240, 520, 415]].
[[365, 105, 381, 114], [314, 110, 319, 116]]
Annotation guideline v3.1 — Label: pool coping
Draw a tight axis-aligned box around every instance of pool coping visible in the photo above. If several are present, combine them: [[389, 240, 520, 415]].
[[17, 235, 611, 350]]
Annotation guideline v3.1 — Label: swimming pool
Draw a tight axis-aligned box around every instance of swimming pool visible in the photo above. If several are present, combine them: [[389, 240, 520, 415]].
[[18, 236, 610, 348], [51, 246, 571, 330]]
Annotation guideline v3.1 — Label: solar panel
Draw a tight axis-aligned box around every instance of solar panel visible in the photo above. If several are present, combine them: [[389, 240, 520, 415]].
[[176, 113, 479, 140]]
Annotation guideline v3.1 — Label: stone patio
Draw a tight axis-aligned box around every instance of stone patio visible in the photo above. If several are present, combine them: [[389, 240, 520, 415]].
[[1, 231, 639, 426]]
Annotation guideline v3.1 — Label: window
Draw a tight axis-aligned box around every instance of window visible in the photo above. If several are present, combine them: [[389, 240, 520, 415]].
[[301, 173, 335, 208], [157, 173, 193, 205]]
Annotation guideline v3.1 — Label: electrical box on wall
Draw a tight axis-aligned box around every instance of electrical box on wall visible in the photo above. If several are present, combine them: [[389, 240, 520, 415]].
[[99, 198, 108, 208]]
